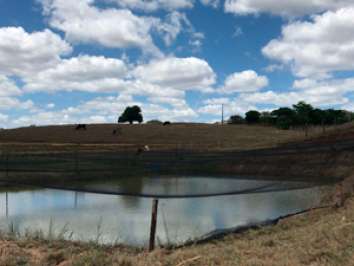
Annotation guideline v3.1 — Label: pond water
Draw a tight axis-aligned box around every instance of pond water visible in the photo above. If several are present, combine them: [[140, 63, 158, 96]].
[[0, 176, 332, 246]]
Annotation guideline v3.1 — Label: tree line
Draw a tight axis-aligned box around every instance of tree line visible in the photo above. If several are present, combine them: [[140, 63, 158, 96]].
[[228, 101, 354, 130]]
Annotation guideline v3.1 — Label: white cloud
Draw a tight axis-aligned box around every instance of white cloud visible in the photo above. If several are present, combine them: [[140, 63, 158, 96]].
[[198, 98, 257, 116], [147, 97, 189, 108], [0, 97, 34, 110], [203, 98, 230, 104], [189, 40, 202, 46], [155, 11, 204, 46], [79, 96, 198, 121], [109, 0, 219, 11], [0, 27, 72, 76], [38, 0, 162, 57], [0, 75, 22, 97], [224, 0, 354, 17], [46, 103, 55, 108], [263, 64, 284, 73], [0, 113, 8, 122], [200, 0, 219, 8], [238, 78, 354, 106], [23, 55, 127, 93], [109, 0, 194, 11], [262, 7, 354, 78], [218, 70, 268, 94], [38, 0, 202, 58], [133, 57, 216, 91], [233, 26, 243, 37]]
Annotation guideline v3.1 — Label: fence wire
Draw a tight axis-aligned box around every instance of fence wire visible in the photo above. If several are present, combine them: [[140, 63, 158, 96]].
[[0, 185, 332, 246], [0, 140, 349, 246]]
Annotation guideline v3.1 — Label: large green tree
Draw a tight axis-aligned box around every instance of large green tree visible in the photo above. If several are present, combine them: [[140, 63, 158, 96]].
[[228, 115, 244, 124], [118, 105, 143, 124], [245, 110, 260, 124]]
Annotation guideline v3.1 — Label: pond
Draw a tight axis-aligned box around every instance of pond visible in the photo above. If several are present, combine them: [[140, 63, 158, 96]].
[[0, 176, 332, 246]]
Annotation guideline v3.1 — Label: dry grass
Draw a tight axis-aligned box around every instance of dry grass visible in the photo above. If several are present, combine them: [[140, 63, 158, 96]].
[[0, 123, 323, 152]]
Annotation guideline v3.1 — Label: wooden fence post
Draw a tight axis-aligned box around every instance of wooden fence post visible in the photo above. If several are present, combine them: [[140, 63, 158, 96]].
[[309, 207, 313, 220], [149, 198, 159, 252], [6, 188, 8, 216], [6, 151, 8, 176], [75, 150, 78, 173], [335, 183, 342, 207]]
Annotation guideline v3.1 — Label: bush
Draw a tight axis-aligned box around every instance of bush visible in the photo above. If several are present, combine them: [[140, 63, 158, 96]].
[[146, 119, 163, 124]]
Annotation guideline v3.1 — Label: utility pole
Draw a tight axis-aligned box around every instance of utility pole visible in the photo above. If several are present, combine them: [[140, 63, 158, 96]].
[[222, 104, 224, 125]]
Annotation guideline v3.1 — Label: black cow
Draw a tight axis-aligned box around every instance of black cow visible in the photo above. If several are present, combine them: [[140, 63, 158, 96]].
[[136, 147, 144, 156], [163, 121, 171, 126], [112, 128, 122, 135], [75, 124, 86, 130]]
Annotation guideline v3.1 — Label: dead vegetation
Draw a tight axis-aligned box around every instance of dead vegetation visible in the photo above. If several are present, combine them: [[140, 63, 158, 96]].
[[0, 123, 323, 151]]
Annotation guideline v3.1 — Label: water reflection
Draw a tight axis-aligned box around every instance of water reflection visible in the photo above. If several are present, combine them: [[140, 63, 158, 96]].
[[0, 177, 332, 246]]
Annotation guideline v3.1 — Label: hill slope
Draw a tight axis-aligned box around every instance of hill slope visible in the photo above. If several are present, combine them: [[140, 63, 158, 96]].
[[0, 123, 313, 148]]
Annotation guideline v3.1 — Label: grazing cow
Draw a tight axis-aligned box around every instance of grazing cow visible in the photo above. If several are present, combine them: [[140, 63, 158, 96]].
[[136, 147, 144, 156], [163, 121, 171, 126], [112, 128, 122, 135], [75, 124, 86, 130], [137, 145, 150, 156]]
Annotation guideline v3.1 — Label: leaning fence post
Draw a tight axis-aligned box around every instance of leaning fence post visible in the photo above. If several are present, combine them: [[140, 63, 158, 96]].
[[149, 198, 159, 252], [335, 183, 342, 207]]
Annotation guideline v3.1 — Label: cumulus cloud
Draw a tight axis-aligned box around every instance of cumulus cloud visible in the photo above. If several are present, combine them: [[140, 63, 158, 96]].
[[224, 0, 354, 17], [198, 98, 257, 116], [46, 103, 55, 108], [155, 11, 203, 46], [0, 27, 72, 76], [79, 96, 198, 121], [200, 0, 219, 8], [0, 75, 22, 97], [0, 97, 34, 110], [38, 0, 202, 58], [233, 26, 243, 37], [109, 0, 219, 11], [238, 78, 354, 106], [218, 70, 268, 94], [23, 55, 127, 92], [38, 0, 163, 56], [0, 113, 8, 122], [133, 57, 216, 91], [263, 64, 284, 73], [147, 97, 189, 109], [262, 7, 354, 78], [109, 0, 194, 11]]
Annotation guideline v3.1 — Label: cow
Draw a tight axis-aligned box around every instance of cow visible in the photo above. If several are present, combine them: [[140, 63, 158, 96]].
[[136, 147, 144, 156], [163, 121, 171, 126], [112, 128, 122, 135], [75, 124, 86, 130], [137, 145, 150, 156]]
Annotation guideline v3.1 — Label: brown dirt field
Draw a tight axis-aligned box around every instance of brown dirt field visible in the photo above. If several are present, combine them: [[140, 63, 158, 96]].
[[0, 123, 318, 149]]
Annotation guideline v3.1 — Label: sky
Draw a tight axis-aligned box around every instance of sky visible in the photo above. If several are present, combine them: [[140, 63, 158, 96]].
[[1, 0, 354, 128]]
